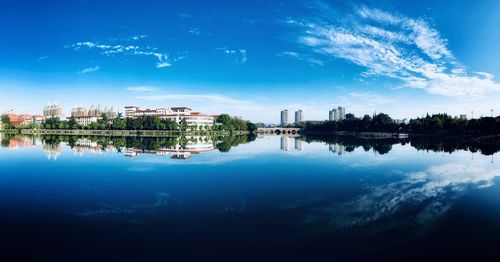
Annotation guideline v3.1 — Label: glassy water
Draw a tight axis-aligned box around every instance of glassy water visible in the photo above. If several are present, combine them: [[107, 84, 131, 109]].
[[1, 134, 499, 261]]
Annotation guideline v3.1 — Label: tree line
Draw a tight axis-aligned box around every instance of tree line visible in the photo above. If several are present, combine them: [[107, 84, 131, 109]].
[[4, 113, 257, 132], [303, 113, 500, 134]]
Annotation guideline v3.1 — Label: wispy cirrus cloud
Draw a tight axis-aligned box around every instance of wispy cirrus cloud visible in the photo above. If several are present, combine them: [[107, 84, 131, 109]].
[[216, 47, 247, 64], [278, 51, 324, 66], [125, 86, 159, 93], [137, 93, 258, 109], [78, 65, 100, 74], [69, 37, 172, 69], [288, 2, 500, 97]]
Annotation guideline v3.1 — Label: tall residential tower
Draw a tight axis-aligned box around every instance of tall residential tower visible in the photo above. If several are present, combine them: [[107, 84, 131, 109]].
[[280, 110, 289, 126], [295, 110, 304, 124]]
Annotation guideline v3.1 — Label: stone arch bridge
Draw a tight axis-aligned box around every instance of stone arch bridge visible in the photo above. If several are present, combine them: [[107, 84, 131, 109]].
[[256, 128, 302, 135]]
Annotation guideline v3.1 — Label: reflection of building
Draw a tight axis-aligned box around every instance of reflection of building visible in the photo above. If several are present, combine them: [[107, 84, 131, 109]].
[[295, 110, 304, 124], [43, 102, 64, 119], [71, 138, 105, 155], [280, 136, 290, 151], [43, 142, 62, 160], [329, 143, 345, 155], [4, 136, 35, 149], [125, 136, 215, 160], [171, 152, 192, 159], [124, 106, 215, 127], [294, 139, 303, 151], [280, 110, 289, 126]]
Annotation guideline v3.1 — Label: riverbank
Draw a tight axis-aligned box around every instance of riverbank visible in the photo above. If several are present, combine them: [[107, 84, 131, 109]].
[[302, 130, 500, 140], [0, 129, 20, 134], [302, 130, 408, 139], [20, 129, 249, 137]]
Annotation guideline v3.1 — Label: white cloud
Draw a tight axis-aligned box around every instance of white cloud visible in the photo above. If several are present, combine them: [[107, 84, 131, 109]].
[[136, 93, 260, 110], [156, 62, 172, 68], [70, 38, 172, 69], [125, 86, 158, 92], [188, 28, 201, 35], [216, 47, 247, 64], [291, 4, 500, 97], [38, 56, 49, 63], [78, 66, 100, 74], [278, 51, 324, 66]]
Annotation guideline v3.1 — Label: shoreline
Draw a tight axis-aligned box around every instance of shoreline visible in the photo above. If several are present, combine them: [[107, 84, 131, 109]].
[[301, 130, 500, 140], [20, 129, 249, 137]]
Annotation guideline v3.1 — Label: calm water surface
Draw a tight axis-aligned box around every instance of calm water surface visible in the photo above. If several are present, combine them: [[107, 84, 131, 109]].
[[1, 134, 499, 261]]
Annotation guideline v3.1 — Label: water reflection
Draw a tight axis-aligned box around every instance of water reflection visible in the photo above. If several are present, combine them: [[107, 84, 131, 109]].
[[0, 134, 257, 160], [2, 134, 499, 158], [1, 133, 500, 259]]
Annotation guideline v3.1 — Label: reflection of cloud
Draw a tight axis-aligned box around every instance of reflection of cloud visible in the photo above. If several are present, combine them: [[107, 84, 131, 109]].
[[127, 166, 155, 172], [75, 192, 171, 223], [297, 158, 499, 234]]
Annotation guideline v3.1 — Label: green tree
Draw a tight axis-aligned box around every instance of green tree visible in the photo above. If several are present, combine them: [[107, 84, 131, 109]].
[[68, 117, 80, 130], [1, 115, 11, 129]]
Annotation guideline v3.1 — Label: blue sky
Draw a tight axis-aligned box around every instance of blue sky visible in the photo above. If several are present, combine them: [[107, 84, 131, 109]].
[[1, 0, 500, 123]]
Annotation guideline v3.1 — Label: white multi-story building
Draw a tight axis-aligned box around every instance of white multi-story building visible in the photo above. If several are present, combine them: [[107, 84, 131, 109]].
[[32, 115, 45, 124], [295, 110, 304, 124], [71, 105, 117, 119], [73, 116, 99, 126], [43, 102, 64, 119], [329, 109, 336, 121], [329, 106, 346, 121], [280, 110, 289, 126], [124, 106, 216, 127]]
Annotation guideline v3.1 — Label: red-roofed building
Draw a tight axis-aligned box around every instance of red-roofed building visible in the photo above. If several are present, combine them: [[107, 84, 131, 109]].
[[124, 106, 215, 128]]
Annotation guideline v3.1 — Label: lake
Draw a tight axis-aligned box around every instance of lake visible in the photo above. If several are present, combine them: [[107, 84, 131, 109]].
[[1, 134, 499, 261]]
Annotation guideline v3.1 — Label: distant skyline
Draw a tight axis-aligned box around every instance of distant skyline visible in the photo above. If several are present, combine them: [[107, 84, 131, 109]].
[[1, 0, 500, 122]]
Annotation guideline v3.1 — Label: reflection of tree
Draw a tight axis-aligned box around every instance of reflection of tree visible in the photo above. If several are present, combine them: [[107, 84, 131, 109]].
[[305, 135, 401, 155], [410, 135, 500, 156], [304, 134, 500, 156], [31, 135, 257, 154], [1, 134, 12, 147], [215, 134, 256, 153]]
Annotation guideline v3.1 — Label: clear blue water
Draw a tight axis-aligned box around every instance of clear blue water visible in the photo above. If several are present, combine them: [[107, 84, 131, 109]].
[[1, 134, 499, 261]]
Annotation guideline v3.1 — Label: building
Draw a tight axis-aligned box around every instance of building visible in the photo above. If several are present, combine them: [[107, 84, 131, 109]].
[[329, 106, 346, 121], [71, 105, 117, 119], [1, 111, 33, 126], [460, 114, 467, 120], [32, 115, 45, 124], [337, 107, 346, 121], [294, 139, 303, 151], [393, 118, 407, 124], [280, 109, 289, 126], [295, 110, 304, 124], [124, 106, 216, 127], [43, 102, 64, 119], [280, 136, 289, 151], [73, 116, 99, 126], [329, 143, 345, 155], [329, 109, 336, 121]]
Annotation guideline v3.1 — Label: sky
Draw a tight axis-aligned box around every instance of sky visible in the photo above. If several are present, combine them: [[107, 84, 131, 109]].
[[1, 0, 500, 123]]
